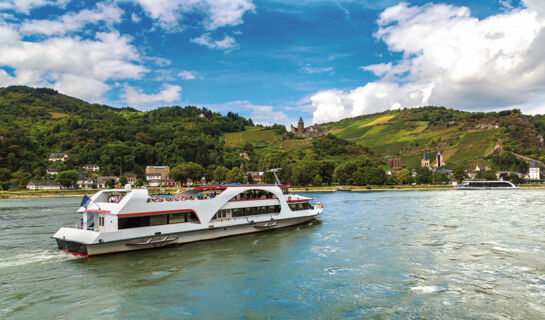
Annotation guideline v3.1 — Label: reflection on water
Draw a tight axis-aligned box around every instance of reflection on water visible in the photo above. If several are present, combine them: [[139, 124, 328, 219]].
[[0, 190, 544, 319]]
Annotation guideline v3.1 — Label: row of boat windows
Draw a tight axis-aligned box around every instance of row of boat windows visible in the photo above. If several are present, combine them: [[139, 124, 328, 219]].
[[461, 182, 513, 187], [118, 211, 199, 229], [231, 190, 277, 201], [214, 205, 281, 219], [289, 202, 311, 211]]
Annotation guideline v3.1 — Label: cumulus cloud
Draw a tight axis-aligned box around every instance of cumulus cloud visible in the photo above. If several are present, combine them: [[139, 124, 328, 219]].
[[212, 100, 289, 125], [0, 24, 147, 101], [311, 1, 545, 123], [178, 70, 196, 80], [0, 0, 69, 14], [129, 0, 255, 31], [301, 64, 333, 74], [191, 33, 238, 52], [19, 3, 123, 35], [121, 84, 182, 107]]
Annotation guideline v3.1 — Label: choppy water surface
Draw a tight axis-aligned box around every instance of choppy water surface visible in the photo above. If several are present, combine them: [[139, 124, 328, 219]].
[[1, 190, 544, 319]]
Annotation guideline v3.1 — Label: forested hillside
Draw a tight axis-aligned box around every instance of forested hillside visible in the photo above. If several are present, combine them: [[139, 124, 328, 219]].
[[0, 86, 377, 189]]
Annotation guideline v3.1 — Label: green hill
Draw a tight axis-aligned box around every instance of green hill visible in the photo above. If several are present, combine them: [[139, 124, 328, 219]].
[[0, 86, 376, 188], [322, 107, 545, 168]]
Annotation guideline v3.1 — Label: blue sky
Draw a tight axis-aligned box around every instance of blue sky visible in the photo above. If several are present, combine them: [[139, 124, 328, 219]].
[[1, 0, 544, 126]]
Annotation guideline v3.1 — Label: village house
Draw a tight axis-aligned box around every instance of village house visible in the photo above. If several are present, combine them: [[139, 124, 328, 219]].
[[145, 166, 170, 180], [96, 176, 118, 189], [46, 168, 58, 176], [529, 161, 541, 180], [83, 164, 100, 172], [77, 179, 95, 189], [27, 181, 62, 190], [148, 179, 177, 187], [124, 173, 138, 186], [496, 171, 525, 180], [49, 153, 68, 162]]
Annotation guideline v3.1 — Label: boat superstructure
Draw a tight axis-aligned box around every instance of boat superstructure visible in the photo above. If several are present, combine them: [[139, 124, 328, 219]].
[[456, 180, 518, 190], [53, 184, 323, 256]]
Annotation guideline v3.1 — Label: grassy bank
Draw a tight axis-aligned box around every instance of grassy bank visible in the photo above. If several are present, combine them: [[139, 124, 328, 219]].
[[0, 189, 94, 199]]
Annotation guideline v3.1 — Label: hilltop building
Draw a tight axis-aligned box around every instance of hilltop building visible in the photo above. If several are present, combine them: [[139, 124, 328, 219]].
[[388, 158, 402, 169], [434, 151, 446, 167], [290, 117, 324, 137], [49, 153, 68, 162], [46, 168, 58, 176], [529, 161, 540, 180], [421, 150, 430, 168]]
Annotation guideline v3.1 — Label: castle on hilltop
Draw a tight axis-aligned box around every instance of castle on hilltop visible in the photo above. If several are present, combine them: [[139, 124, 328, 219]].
[[290, 117, 324, 137]]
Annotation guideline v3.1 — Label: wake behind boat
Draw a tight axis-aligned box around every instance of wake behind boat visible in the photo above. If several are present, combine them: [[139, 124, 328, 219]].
[[456, 180, 518, 190], [53, 184, 323, 257]]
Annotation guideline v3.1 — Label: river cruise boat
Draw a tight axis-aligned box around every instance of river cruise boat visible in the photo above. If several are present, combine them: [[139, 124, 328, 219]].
[[456, 180, 518, 190], [53, 184, 323, 257]]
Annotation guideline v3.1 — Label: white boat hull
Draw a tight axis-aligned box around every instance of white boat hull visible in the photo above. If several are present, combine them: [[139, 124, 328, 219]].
[[57, 216, 317, 256]]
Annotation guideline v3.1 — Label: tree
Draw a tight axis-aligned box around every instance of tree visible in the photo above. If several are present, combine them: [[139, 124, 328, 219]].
[[213, 166, 229, 183], [312, 174, 323, 186], [247, 173, 254, 184], [508, 173, 523, 184], [105, 178, 116, 189], [170, 162, 205, 183], [119, 176, 128, 186], [416, 167, 432, 184], [226, 167, 244, 183], [56, 170, 79, 188], [483, 169, 497, 180], [397, 169, 410, 184], [452, 164, 466, 182]]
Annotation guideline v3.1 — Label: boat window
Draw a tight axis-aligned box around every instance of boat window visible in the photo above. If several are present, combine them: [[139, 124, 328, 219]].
[[231, 190, 277, 201], [289, 202, 311, 211], [281, 188, 289, 194], [118, 211, 199, 229], [214, 205, 280, 219], [98, 216, 105, 226], [150, 215, 167, 226]]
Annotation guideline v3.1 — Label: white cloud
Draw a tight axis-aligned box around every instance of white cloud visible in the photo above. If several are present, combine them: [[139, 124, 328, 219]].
[[191, 33, 238, 52], [0, 25, 147, 101], [301, 64, 333, 74], [311, 1, 545, 123], [122, 84, 182, 107], [0, 0, 69, 14], [19, 3, 123, 35], [178, 70, 196, 80], [211, 100, 289, 125], [129, 0, 255, 31]]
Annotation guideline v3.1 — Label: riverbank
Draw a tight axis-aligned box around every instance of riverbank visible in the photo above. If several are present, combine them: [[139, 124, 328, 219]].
[[1, 183, 543, 198], [290, 184, 545, 192]]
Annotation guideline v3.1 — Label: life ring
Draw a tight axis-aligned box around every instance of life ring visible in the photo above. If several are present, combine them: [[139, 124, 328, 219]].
[[288, 196, 292, 201]]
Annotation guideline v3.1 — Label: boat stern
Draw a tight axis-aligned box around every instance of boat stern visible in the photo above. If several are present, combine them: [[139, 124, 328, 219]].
[[52, 227, 100, 257]]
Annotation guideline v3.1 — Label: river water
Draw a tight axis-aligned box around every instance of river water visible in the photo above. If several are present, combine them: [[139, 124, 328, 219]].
[[0, 190, 544, 319]]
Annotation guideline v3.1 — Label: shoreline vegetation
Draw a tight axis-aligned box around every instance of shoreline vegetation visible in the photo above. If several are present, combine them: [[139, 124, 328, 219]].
[[1, 184, 544, 199]]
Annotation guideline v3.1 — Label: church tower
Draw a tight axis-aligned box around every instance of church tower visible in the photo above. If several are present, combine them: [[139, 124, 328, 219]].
[[421, 150, 430, 167], [297, 116, 304, 133]]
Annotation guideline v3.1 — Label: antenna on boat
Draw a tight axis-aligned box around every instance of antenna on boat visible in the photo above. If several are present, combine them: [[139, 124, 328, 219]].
[[266, 168, 282, 185]]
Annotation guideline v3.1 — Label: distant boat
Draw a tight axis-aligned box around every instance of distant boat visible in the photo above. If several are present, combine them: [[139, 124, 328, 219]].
[[456, 180, 518, 190], [53, 184, 323, 257]]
